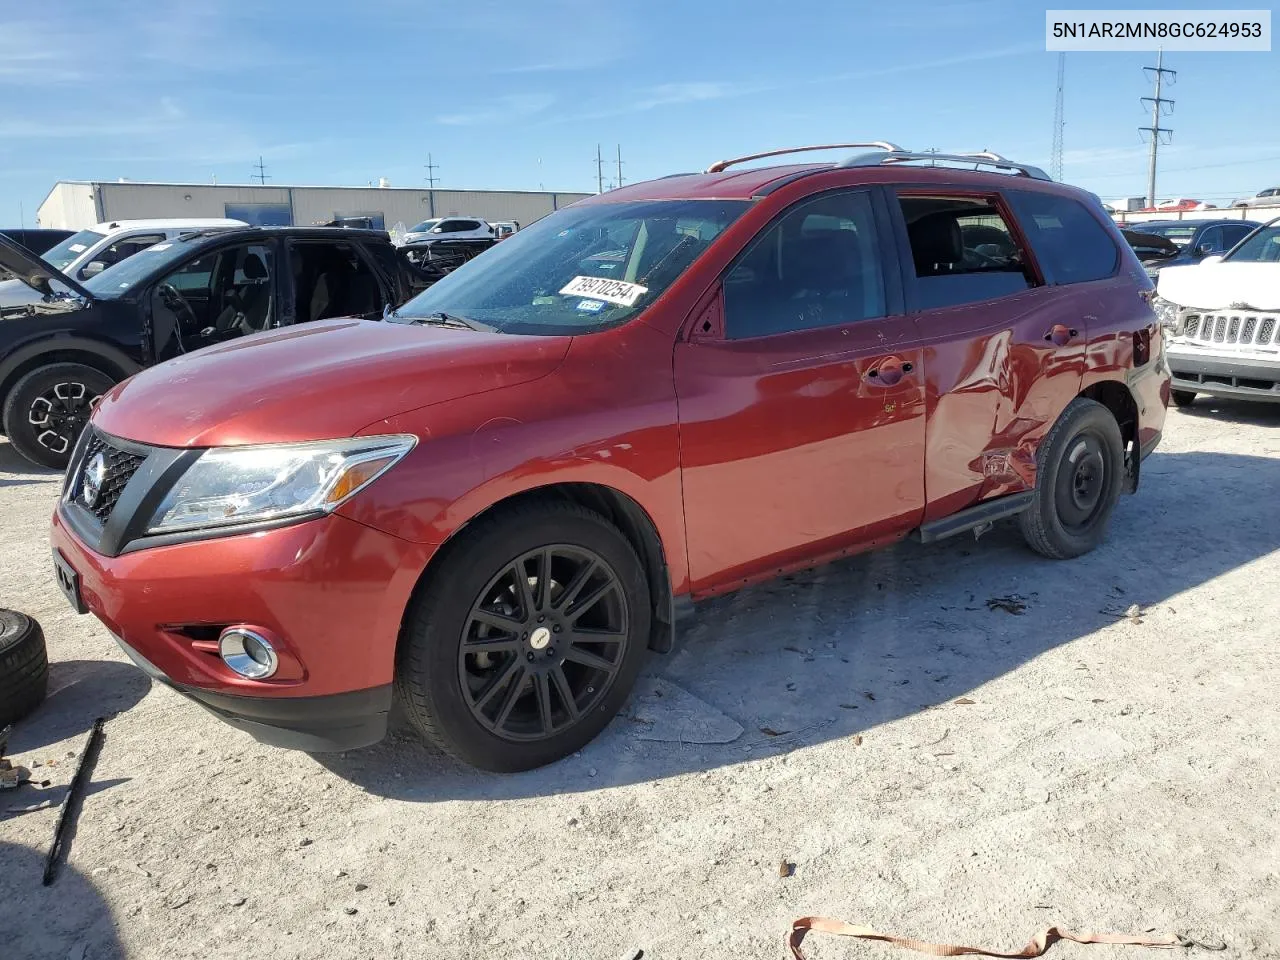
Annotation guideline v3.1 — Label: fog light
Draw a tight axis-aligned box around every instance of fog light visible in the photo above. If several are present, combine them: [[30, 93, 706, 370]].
[[219, 628, 278, 680]]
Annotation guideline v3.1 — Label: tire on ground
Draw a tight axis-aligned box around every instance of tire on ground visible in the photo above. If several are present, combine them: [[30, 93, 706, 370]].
[[396, 499, 651, 772], [1018, 396, 1126, 560], [2, 363, 117, 470], [1171, 389, 1197, 408], [0, 609, 49, 727]]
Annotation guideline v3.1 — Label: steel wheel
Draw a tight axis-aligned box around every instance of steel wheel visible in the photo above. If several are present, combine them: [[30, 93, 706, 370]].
[[458, 545, 630, 742], [1054, 431, 1109, 533]]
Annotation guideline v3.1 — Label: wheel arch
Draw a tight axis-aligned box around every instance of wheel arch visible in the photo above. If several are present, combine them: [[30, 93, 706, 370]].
[[1078, 378, 1140, 492], [0, 339, 140, 419], [401, 482, 678, 658]]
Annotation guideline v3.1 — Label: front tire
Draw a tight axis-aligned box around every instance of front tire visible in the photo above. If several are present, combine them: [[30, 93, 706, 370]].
[[1171, 389, 1197, 408], [396, 500, 651, 772], [2, 363, 117, 469], [1019, 397, 1125, 560]]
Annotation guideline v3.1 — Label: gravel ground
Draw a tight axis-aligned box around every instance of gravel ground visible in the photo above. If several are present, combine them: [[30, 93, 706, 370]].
[[3, 401, 1280, 960]]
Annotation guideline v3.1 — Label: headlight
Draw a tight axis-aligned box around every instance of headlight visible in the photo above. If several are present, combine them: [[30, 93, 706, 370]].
[[1151, 295, 1182, 332], [146, 435, 416, 535]]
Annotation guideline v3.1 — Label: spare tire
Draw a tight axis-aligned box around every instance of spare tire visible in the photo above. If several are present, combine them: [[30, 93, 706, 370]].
[[0, 610, 48, 727]]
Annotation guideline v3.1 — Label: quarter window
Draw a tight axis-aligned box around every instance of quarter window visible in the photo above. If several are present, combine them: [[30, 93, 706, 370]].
[[723, 191, 886, 339], [1005, 191, 1119, 285], [899, 195, 1033, 309]]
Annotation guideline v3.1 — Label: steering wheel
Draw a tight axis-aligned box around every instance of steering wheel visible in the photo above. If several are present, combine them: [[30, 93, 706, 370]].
[[962, 247, 1007, 269], [157, 283, 199, 331]]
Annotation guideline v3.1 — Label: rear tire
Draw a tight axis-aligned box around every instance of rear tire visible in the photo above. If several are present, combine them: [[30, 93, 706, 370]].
[[396, 500, 651, 772], [2, 363, 117, 470], [0, 610, 48, 727], [1019, 397, 1125, 560], [1171, 389, 1197, 408]]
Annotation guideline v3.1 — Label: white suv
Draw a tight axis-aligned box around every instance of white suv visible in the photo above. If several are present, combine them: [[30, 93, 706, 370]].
[[400, 217, 494, 246], [1153, 217, 1280, 406], [0, 218, 246, 308]]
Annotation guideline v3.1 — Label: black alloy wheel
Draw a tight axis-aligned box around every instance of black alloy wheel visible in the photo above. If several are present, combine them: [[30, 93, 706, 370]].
[[459, 545, 630, 742], [396, 500, 651, 772], [2, 363, 117, 470]]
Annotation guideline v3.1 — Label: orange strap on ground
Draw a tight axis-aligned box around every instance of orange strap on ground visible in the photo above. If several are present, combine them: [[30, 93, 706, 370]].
[[789, 916, 1182, 959]]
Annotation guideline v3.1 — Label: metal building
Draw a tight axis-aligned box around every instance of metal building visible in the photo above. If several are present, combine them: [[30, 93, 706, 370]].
[[36, 180, 594, 231]]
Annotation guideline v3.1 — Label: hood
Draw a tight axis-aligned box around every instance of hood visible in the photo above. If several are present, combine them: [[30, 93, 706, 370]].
[[0, 233, 94, 303], [93, 318, 571, 448], [1156, 261, 1280, 311]]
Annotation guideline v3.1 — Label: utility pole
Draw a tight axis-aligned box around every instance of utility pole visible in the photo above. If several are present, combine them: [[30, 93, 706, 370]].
[[424, 153, 440, 188], [1140, 47, 1175, 208], [615, 145, 625, 188], [1050, 52, 1065, 182], [252, 156, 271, 185], [595, 144, 605, 193]]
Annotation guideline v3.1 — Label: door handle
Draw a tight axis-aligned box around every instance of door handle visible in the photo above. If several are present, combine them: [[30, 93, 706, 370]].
[[1043, 324, 1078, 347], [865, 356, 913, 387]]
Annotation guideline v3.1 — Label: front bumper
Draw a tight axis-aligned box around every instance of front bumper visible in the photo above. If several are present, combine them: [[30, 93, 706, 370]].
[[51, 504, 433, 751], [100, 628, 392, 751], [1167, 348, 1280, 403]]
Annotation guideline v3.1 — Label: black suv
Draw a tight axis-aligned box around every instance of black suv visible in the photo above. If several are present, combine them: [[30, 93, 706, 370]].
[[0, 227, 431, 468]]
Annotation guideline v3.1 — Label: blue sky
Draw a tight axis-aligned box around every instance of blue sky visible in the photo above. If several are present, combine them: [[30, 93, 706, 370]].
[[2, 0, 1277, 224]]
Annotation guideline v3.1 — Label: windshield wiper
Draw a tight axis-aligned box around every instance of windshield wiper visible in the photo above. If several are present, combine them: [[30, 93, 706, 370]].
[[411, 311, 497, 332]]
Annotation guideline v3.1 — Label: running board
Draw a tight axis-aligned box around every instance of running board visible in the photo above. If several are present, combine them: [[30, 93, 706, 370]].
[[915, 492, 1035, 544]]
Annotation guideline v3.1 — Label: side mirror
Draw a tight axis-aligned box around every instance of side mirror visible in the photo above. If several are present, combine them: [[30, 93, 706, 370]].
[[1195, 243, 1217, 257], [382, 303, 394, 319], [80, 261, 107, 279], [1201, 255, 1225, 266]]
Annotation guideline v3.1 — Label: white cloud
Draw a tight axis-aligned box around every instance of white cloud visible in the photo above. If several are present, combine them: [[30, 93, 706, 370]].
[[437, 93, 556, 126]]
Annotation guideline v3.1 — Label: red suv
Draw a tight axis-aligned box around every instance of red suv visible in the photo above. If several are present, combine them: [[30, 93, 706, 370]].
[[50, 145, 1170, 771]]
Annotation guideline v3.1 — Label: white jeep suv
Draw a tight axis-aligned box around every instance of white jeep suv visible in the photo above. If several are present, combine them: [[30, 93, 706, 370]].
[[1153, 217, 1280, 406]]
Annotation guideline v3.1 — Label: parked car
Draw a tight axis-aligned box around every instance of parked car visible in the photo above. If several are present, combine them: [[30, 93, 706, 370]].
[[48, 145, 1168, 770], [1138, 198, 1215, 213], [0, 219, 246, 310], [0, 226, 431, 468], [0, 228, 74, 256], [491, 220, 520, 240], [1231, 187, 1280, 208], [1122, 219, 1260, 278], [401, 217, 494, 246], [1152, 216, 1280, 406]]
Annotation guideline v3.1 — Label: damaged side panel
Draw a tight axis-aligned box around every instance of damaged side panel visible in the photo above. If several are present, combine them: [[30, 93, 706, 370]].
[[917, 283, 1094, 522]]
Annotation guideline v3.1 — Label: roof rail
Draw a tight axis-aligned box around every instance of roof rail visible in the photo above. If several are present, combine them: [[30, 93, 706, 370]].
[[706, 142, 905, 174], [838, 149, 1052, 181]]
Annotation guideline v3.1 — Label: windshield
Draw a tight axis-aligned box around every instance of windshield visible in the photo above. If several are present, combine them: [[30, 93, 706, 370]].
[[409, 220, 440, 233], [1225, 222, 1280, 262], [1128, 222, 1198, 247], [82, 236, 198, 294], [41, 229, 106, 271], [391, 199, 749, 335]]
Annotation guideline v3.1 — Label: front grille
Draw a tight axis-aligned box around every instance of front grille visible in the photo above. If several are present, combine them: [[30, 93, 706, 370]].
[[74, 433, 147, 522], [1184, 311, 1280, 349]]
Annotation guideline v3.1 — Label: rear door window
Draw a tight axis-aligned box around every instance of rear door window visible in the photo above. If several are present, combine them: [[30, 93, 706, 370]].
[[1005, 191, 1119, 284], [897, 195, 1034, 309], [290, 241, 386, 323]]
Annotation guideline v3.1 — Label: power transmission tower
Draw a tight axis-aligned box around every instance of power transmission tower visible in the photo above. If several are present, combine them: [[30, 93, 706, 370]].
[[1140, 47, 1175, 208], [595, 144, 605, 193], [424, 154, 440, 188], [615, 145, 625, 188], [252, 156, 270, 185], [1051, 52, 1065, 181]]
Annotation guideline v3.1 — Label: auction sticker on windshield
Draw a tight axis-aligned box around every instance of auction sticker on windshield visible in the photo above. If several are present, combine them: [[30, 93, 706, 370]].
[[559, 276, 648, 307]]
